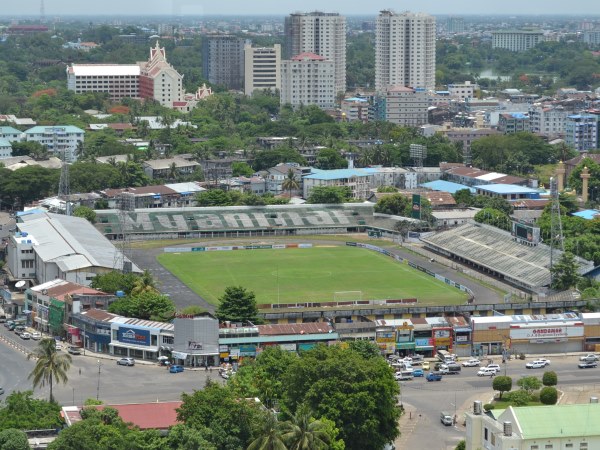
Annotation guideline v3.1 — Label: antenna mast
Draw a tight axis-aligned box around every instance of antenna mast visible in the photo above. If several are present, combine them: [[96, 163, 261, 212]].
[[549, 177, 564, 285], [58, 149, 71, 216]]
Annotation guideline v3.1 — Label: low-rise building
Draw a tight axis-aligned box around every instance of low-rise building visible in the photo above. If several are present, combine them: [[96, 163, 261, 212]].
[[172, 314, 220, 368], [302, 168, 377, 200], [341, 97, 370, 123], [565, 114, 598, 152], [110, 317, 175, 361], [528, 104, 568, 138], [142, 157, 200, 179], [466, 402, 600, 450], [492, 29, 544, 52], [0, 138, 12, 158], [266, 163, 308, 196], [498, 112, 530, 134], [448, 81, 477, 100], [474, 184, 541, 201]]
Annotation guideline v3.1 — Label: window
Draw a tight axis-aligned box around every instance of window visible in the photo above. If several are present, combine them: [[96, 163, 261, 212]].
[[484, 428, 488, 441]]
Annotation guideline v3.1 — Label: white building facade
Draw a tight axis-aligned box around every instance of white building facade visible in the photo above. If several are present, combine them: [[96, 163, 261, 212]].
[[24, 126, 84, 162], [67, 64, 141, 100], [284, 12, 346, 95], [280, 53, 335, 110], [528, 104, 568, 138], [244, 44, 281, 96], [375, 10, 436, 92], [492, 30, 544, 52]]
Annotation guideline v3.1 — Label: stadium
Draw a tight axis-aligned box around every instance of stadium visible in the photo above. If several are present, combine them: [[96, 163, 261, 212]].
[[93, 203, 593, 308]]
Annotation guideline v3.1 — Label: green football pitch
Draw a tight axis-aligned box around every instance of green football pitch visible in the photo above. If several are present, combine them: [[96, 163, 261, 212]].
[[157, 246, 468, 305]]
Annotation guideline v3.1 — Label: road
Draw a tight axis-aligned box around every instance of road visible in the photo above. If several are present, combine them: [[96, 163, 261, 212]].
[[0, 325, 223, 405], [397, 355, 600, 450]]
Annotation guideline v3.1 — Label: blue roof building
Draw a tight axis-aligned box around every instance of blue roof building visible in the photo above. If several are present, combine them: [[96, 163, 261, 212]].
[[24, 126, 85, 162], [474, 184, 541, 200], [572, 209, 600, 220], [419, 180, 475, 194], [303, 168, 379, 200]]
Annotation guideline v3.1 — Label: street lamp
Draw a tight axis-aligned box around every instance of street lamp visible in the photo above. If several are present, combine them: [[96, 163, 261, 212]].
[[96, 360, 101, 400]]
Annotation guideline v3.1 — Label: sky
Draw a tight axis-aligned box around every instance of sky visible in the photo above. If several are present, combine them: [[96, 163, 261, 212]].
[[2, 0, 599, 16]]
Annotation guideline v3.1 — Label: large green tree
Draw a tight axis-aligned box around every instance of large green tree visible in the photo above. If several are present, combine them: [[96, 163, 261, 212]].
[[315, 148, 347, 170], [550, 252, 580, 291], [90, 271, 138, 295], [280, 405, 331, 450], [0, 391, 62, 432], [108, 291, 175, 322], [474, 208, 511, 231], [282, 345, 400, 450], [306, 186, 351, 204], [177, 380, 264, 450], [0, 429, 29, 450], [28, 339, 72, 403], [492, 376, 512, 400], [215, 286, 260, 324]]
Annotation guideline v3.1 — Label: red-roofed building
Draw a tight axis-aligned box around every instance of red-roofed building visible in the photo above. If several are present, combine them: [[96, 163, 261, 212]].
[[62, 402, 183, 431], [281, 53, 335, 110]]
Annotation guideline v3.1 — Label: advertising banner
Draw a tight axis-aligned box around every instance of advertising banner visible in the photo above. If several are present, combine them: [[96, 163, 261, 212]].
[[510, 326, 583, 340], [117, 327, 150, 346], [411, 194, 421, 220]]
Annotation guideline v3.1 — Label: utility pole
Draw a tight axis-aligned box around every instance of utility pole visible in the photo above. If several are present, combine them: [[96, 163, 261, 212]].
[[96, 360, 101, 400]]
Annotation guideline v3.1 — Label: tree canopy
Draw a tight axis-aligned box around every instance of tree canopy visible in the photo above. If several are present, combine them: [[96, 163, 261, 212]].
[[215, 286, 261, 324], [0, 391, 62, 431]]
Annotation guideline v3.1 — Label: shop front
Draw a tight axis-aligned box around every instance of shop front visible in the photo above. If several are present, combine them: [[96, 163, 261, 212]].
[[433, 328, 453, 352], [172, 315, 219, 367], [509, 323, 584, 355], [110, 321, 174, 361], [414, 338, 434, 357]]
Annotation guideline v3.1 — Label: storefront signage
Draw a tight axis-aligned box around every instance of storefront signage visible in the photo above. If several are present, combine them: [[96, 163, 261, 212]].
[[511, 326, 583, 340], [187, 341, 203, 350], [434, 329, 450, 338], [239, 345, 256, 356], [435, 337, 452, 346], [117, 327, 150, 346], [415, 338, 434, 348], [279, 343, 297, 351]]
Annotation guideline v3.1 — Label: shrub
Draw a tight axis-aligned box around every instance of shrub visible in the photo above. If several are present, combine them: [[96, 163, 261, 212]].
[[518, 353, 526, 360], [455, 440, 466, 450], [483, 404, 495, 411], [542, 371, 558, 387], [505, 390, 531, 406], [492, 376, 512, 399], [540, 386, 558, 405]]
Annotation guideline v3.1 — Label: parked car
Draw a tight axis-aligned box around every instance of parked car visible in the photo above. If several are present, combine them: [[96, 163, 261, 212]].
[[477, 367, 497, 377], [579, 354, 600, 362], [67, 346, 82, 355], [526, 360, 547, 369], [3, 320, 14, 328], [13, 325, 25, 335], [169, 365, 184, 373], [395, 370, 414, 381], [440, 411, 453, 426], [55, 342, 62, 351], [19, 332, 31, 340], [30, 331, 41, 340], [7, 323, 16, 331], [578, 361, 598, 369], [422, 361, 430, 370], [462, 359, 481, 367], [412, 368, 424, 377], [117, 358, 135, 366], [426, 372, 443, 382]]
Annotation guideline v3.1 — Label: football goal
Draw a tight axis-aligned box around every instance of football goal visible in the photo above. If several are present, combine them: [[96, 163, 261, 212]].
[[333, 291, 364, 302]]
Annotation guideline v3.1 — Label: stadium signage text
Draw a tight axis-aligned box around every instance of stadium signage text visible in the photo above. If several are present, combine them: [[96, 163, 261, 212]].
[[121, 210, 354, 232]]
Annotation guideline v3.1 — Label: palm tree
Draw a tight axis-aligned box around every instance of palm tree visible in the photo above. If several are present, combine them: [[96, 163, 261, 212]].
[[247, 412, 288, 450], [28, 338, 72, 403], [281, 169, 300, 198], [281, 405, 331, 450], [131, 269, 158, 296]]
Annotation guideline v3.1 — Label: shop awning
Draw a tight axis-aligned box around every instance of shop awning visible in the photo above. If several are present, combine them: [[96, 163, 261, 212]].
[[109, 343, 158, 352], [396, 342, 416, 349], [415, 345, 434, 350], [172, 351, 188, 359]]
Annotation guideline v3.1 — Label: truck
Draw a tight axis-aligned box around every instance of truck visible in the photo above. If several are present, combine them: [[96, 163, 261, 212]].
[[426, 372, 443, 382]]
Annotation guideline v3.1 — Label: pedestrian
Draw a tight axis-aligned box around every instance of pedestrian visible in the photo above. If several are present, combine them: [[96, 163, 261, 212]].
[[79, 368, 81, 376]]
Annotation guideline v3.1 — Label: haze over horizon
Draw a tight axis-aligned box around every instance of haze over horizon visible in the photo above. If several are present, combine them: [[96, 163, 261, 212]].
[[2, 0, 599, 17]]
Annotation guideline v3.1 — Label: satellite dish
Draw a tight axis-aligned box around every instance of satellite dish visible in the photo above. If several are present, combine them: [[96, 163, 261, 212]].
[[15, 281, 26, 289]]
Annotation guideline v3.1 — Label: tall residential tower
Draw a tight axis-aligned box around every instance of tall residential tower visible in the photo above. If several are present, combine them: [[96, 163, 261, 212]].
[[284, 11, 346, 95], [375, 10, 436, 93]]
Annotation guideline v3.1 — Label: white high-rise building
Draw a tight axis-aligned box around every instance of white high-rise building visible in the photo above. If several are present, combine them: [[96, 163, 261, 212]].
[[284, 11, 346, 95], [280, 53, 335, 110], [244, 44, 281, 96], [375, 10, 436, 93]]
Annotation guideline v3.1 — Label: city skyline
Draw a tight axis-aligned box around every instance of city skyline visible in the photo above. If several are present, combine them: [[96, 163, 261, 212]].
[[2, 0, 599, 16]]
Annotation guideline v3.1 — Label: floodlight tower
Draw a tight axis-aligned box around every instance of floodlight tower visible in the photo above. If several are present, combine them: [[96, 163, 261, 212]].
[[410, 144, 427, 168], [113, 192, 135, 273], [58, 149, 71, 216], [549, 177, 564, 283]]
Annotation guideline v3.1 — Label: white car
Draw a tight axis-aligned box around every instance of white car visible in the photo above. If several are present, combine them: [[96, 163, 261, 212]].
[[462, 359, 481, 367], [477, 367, 497, 377], [30, 331, 42, 340], [579, 354, 600, 362], [526, 360, 550, 369], [536, 358, 551, 366], [19, 332, 31, 340]]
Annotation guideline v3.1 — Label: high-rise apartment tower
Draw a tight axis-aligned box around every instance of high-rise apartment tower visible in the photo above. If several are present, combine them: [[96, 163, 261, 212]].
[[375, 10, 436, 93], [284, 11, 346, 95]]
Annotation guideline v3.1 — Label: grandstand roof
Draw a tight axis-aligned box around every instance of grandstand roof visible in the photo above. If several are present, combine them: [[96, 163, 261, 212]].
[[474, 184, 540, 195], [419, 180, 475, 194], [421, 222, 594, 290]]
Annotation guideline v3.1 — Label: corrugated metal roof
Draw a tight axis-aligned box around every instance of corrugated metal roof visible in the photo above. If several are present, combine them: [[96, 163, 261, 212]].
[[419, 180, 475, 194], [474, 184, 539, 194], [18, 212, 140, 273]]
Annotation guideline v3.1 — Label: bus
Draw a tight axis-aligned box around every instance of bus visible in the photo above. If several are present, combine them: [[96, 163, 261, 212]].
[[437, 349, 456, 363]]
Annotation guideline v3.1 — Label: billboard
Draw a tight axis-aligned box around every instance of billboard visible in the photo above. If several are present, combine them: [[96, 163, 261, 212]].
[[511, 221, 541, 245], [411, 194, 421, 220], [117, 327, 150, 346]]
